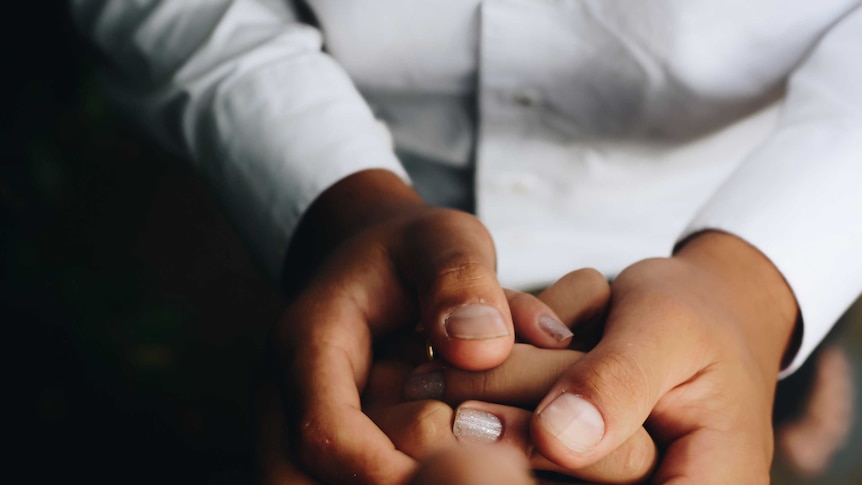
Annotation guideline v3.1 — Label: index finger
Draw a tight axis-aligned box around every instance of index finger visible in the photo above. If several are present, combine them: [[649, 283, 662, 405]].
[[405, 344, 584, 407], [256, 358, 316, 485], [276, 245, 419, 484], [280, 311, 416, 483]]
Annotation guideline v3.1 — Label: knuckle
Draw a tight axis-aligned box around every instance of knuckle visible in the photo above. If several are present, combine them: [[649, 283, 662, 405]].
[[469, 368, 498, 398], [584, 350, 654, 414], [616, 433, 657, 481], [410, 208, 489, 240], [428, 255, 498, 307], [432, 253, 488, 282], [404, 401, 455, 452], [442, 367, 499, 402]]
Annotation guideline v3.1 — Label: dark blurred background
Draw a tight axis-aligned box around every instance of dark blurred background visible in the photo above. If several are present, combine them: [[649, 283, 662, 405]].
[[4, 3, 281, 484], [3, 3, 859, 485]]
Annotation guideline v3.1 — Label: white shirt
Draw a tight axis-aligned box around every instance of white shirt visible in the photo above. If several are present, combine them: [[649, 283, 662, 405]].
[[71, 0, 862, 375]]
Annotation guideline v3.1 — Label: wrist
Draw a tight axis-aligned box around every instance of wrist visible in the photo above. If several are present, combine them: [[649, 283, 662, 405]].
[[309, 169, 428, 249], [282, 169, 427, 294], [673, 231, 800, 375]]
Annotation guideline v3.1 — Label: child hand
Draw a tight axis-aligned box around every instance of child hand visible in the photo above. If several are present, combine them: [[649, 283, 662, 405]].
[[526, 231, 799, 484], [262, 269, 655, 484], [382, 345, 657, 484]]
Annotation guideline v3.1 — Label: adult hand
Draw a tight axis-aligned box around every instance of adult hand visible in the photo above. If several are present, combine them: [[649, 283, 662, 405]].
[[262, 266, 655, 484], [527, 231, 800, 483], [369, 349, 656, 484], [400, 270, 658, 484], [274, 169, 521, 484], [260, 346, 657, 485]]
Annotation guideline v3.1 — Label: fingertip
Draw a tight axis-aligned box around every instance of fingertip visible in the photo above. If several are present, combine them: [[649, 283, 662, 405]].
[[531, 383, 619, 470], [529, 342, 661, 470], [534, 392, 606, 457], [538, 268, 611, 330], [453, 405, 504, 445], [435, 336, 513, 371], [369, 400, 457, 461], [506, 289, 573, 349], [431, 303, 514, 370], [537, 315, 575, 345]]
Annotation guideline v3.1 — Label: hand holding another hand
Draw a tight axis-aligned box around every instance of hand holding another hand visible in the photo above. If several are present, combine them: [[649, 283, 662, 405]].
[[262, 167, 798, 484], [270, 169, 519, 483], [261, 272, 658, 485], [401, 231, 799, 484], [524, 231, 800, 484]]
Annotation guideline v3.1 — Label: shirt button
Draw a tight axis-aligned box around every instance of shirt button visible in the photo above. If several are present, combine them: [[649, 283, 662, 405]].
[[500, 172, 541, 195], [512, 88, 541, 107]]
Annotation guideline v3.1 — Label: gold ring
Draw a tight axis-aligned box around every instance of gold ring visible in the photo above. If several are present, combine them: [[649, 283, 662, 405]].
[[425, 340, 435, 361], [416, 323, 435, 361]]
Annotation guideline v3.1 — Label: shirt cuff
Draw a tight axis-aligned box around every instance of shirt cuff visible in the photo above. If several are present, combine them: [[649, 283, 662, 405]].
[[679, 122, 862, 378], [197, 55, 409, 281]]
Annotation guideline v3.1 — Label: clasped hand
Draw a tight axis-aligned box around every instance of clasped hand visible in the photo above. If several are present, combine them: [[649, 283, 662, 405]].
[[261, 171, 798, 484]]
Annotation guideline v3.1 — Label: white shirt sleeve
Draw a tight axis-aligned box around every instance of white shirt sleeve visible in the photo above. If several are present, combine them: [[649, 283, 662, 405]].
[[679, 5, 862, 377], [70, 0, 408, 280]]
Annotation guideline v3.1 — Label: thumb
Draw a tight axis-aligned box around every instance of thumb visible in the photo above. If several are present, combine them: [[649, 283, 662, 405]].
[[399, 210, 513, 370], [530, 293, 704, 469]]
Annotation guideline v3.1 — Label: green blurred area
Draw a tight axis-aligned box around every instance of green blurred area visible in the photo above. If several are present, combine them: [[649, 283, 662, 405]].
[[3, 4, 858, 485]]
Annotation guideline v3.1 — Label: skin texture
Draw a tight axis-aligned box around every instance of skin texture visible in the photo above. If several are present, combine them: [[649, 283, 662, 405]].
[[259, 356, 657, 485], [408, 445, 534, 485], [526, 232, 799, 484], [275, 170, 518, 484], [272, 170, 500, 482], [367, 348, 657, 483], [272, 170, 799, 484], [261, 278, 658, 484]]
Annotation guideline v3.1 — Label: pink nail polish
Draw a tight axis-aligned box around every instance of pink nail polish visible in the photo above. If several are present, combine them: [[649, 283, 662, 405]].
[[538, 315, 573, 342]]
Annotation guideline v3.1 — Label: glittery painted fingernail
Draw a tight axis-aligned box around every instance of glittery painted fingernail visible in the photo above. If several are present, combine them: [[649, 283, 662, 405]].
[[453, 408, 502, 444], [405, 370, 444, 401], [445, 305, 508, 340], [538, 315, 573, 342]]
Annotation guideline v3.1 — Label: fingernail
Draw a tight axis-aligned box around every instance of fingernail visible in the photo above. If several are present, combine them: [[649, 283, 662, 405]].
[[538, 315, 573, 342], [404, 370, 444, 400], [453, 408, 502, 444], [538, 393, 604, 453], [445, 305, 508, 340]]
